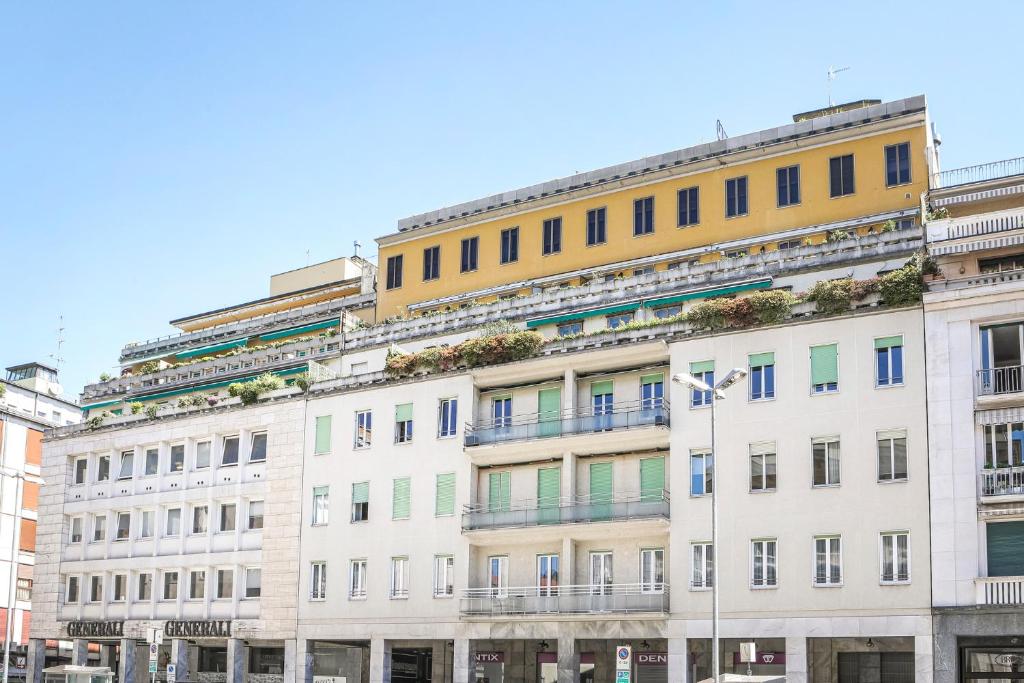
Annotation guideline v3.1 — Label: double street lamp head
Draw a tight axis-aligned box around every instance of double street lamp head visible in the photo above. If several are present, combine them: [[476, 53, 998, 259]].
[[672, 368, 748, 398]]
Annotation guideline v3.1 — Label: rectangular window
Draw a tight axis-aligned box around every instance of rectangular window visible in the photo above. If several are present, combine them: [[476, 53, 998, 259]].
[[488, 471, 511, 513], [245, 568, 261, 598], [216, 569, 233, 599], [878, 430, 908, 482], [354, 410, 372, 448], [690, 360, 715, 407], [422, 245, 440, 281], [189, 570, 206, 600], [488, 556, 509, 597], [885, 142, 911, 186], [73, 458, 87, 485], [776, 165, 800, 207], [390, 557, 409, 599], [749, 352, 776, 400], [90, 575, 104, 603], [395, 404, 413, 443], [195, 441, 211, 469], [778, 239, 801, 250], [433, 555, 455, 597], [607, 312, 634, 329], [751, 539, 778, 588], [166, 508, 181, 536], [192, 505, 208, 534], [222, 436, 239, 466], [750, 442, 777, 492], [640, 548, 665, 593], [92, 515, 106, 542], [690, 450, 714, 496], [880, 532, 910, 583], [726, 176, 748, 217], [392, 477, 411, 519], [250, 432, 267, 462], [169, 444, 185, 472], [586, 208, 607, 246], [163, 571, 178, 600], [678, 186, 699, 226], [810, 343, 839, 393], [500, 227, 519, 264], [310, 562, 327, 600], [140, 510, 154, 539], [461, 237, 479, 273], [875, 335, 905, 387], [314, 415, 332, 455], [248, 500, 264, 530], [435, 473, 455, 517], [438, 398, 458, 438], [633, 197, 654, 235], [691, 542, 714, 589], [115, 512, 131, 541], [117, 451, 134, 479], [829, 154, 855, 197], [66, 576, 80, 604], [386, 254, 403, 290], [96, 455, 110, 482], [351, 482, 369, 522], [812, 437, 841, 486], [137, 573, 152, 601], [640, 373, 665, 413], [70, 517, 83, 543], [144, 448, 159, 476], [814, 536, 842, 586], [349, 559, 367, 599], [542, 217, 562, 255], [557, 320, 583, 337], [979, 253, 1024, 275], [219, 503, 236, 532], [654, 305, 682, 319], [312, 486, 329, 525], [112, 574, 127, 602]]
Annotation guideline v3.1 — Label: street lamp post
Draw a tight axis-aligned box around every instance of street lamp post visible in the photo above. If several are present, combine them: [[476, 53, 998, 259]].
[[673, 368, 747, 683], [0, 468, 43, 683]]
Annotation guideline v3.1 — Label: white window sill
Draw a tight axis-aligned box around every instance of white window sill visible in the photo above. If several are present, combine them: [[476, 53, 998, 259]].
[[348, 595, 367, 601], [875, 383, 905, 390], [880, 580, 911, 586], [689, 586, 713, 592], [750, 584, 778, 590], [812, 582, 843, 588], [433, 593, 454, 599]]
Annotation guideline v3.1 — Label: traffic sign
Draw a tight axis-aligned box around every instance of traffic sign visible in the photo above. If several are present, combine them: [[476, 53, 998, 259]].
[[167, 663, 176, 683], [148, 662, 157, 674]]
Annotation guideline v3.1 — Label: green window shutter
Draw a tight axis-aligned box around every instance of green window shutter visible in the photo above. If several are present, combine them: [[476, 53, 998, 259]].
[[589, 462, 613, 503], [810, 344, 839, 385], [874, 335, 904, 350], [392, 477, 411, 519], [395, 403, 413, 422], [435, 473, 455, 517], [590, 380, 614, 397], [640, 457, 666, 502], [352, 482, 369, 504], [748, 352, 775, 367], [987, 521, 1024, 577], [690, 360, 714, 374], [538, 388, 561, 418], [640, 373, 665, 386], [488, 472, 510, 512], [537, 467, 561, 507], [314, 416, 332, 454]]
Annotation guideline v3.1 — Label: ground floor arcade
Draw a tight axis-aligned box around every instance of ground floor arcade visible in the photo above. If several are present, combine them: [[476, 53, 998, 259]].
[[933, 608, 1024, 683]]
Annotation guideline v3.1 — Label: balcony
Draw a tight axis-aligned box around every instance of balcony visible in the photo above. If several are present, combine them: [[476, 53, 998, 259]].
[[976, 365, 1023, 397], [937, 157, 1024, 188], [462, 491, 670, 531], [980, 466, 1024, 500], [976, 576, 1024, 606], [460, 583, 669, 617]]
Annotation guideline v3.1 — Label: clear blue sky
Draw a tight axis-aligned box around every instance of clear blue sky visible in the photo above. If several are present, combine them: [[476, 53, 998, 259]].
[[1, 1, 1020, 399]]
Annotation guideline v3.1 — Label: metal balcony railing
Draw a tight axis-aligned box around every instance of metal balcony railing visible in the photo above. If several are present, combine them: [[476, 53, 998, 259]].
[[976, 576, 1024, 606], [462, 491, 670, 530], [980, 466, 1024, 497], [977, 365, 1024, 396], [464, 399, 669, 447], [460, 583, 669, 616], [937, 157, 1024, 188]]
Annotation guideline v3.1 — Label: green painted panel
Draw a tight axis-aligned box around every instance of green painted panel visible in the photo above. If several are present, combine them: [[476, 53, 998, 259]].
[[640, 457, 666, 503], [987, 521, 1024, 577], [435, 473, 455, 517], [590, 380, 614, 397], [537, 467, 561, 524], [352, 481, 369, 504], [392, 477, 411, 519], [538, 387, 562, 438], [395, 403, 413, 422], [640, 373, 664, 386], [874, 335, 903, 350], [488, 472, 510, 512], [748, 352, 775, 367], [690, 360, 714, 374], [314, 415, 332, 454], [810, 344, 839, 385]]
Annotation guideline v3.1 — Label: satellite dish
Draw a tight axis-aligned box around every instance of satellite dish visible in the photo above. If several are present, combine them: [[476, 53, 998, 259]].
[[48, 383, 64, 396]]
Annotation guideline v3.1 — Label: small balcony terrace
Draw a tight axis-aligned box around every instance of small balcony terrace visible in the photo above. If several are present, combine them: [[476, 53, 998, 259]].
[[460, 583, 669, 617]]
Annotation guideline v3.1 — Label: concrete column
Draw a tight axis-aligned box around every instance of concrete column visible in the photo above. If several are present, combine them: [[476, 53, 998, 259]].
[[453, 639, 476, 683], [226, 638, 245, 683], [430, 642, 446, 683], [557, 636, 579, 683], [369, 638, 391, 683], [561, 536, 576, 586], [915, 635, 935, 683], [785, 636, 808, 683], [171, 639, 190, 683], [561, 452, 576, 500], [100, 644, 117, 670], [26, 639, 46, 683], [563, 369, 576, 414], [668, 637, 688, 683], [118, 638, 137, 683], [72, 639, 89, 666]]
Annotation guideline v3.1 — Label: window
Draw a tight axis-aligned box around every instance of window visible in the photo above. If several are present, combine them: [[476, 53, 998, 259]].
[[139, 510, 154, 539], [192, 505, 208, 534], [691, 543, 714, 589], [433, 555, 455, 597], [422, 245, 440, 281], [654, 305, 682, 319], [640, 373, 664, 413], [169, 444, 184, 472], [726, 176, 748, 217], [810, 343, 839, 393], [394, 404, 413, 443], [749, 352, 775, 400], [89, 575, 104, 603], [219, 503, 236, 532], [250, 432, 267, 462], [438, 399, 458, 438], [878, 430, 908, 482], [880, 532, 910, 583], [591, 381, 613, 431], [350, 361, 368, 375], [750, 442, 777, 492], [557, 320, 583, 337], [607, 312, 634, 329], [248, 500, 264, 530], [392, 477, 411, 520], [778, 239, 801, 250], [724, 249, 746, 259], [386, 254, 403, 290], [351, 482, 369, 522], [73, 458, 87, 485], [461, 237, 479, 273], [390, 557, 409, 598], [310, 562, 327, 600], [586, 208, 607, 246], [195, 441, 211, 469], [690, 450, 714, 496], [814, 536, 842, 586], [144, 448, 159, 476], [96, 455, 110, 482], [488, 556, 509, 597], [488, 471, 511, 513], [14, 579, 30, 602], [690, 360, 714, 407], [221, 436, 239, 466], [633, 265, 655, 277], [216, 569, 233, 599], [92, 515, 106, 542], [979, 253, 1024, 275], [312, 486, 329, 525], [633, 197, 654, 235], [776, 165, 800, 207], [163, 571, 178, 600], [70, 517, 83, 543], [829, 154, 855, 197], [678, 186, 699, 226], [980, 322, 1024, 395], [314, 415, 332, 455], [435, 472, 455, 516], [166, 508, 181, 536], [138, 573, 152, 601], [354, 410, 372, 448], [875, 335, 904, 387], [812, 437, 841, 487], [751, 539, 778, 588], [66, 576, 80, 604], [189, 570, 206, 600], [117, 451, 134, 479], [349, 559, 367, 599], [542, 217, 562, 255], [245, 568, 261, 598], [885, 142, 911, 186], [500, 227, 519, 264], [537, 553, 559, 596]]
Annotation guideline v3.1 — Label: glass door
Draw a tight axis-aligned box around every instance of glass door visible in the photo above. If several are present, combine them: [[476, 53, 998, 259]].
[[589, 551, 613, 596], [537, 554, 559, 596], [982, 324, 1024, 394], [640, 548, 665, 593], [488, 556, 508, 597], [591, 381, 614, 431]]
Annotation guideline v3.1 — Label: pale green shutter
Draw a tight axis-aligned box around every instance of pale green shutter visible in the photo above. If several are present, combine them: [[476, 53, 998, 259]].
[[589, 462, 613, 502], [314, 416, 332, 454], [748, 352, 775, 367], [538, 388, 561, 437], [690, 360, 714, 374], [640, 456, 666, 502], [392, 477, 411, 519], [488, 472, 510, 512], [640, 373, 664, 386], [537, 467, 561, 524], [986, 521, 1024, 577], [435, 473, 455, 516], [395, 403, 413, 422], [352, 482, 369, 504], [810, 344, 839, 385], [590, 380, 613, 397], [874, 335, 903, 350]]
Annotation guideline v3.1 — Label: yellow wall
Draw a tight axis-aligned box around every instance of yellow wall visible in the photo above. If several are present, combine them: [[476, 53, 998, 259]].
[[377, 124, 928, 316]]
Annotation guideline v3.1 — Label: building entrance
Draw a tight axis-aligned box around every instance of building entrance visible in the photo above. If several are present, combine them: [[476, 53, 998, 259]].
[[392, 648, 432, 682], [961, 647, 1024, 683]]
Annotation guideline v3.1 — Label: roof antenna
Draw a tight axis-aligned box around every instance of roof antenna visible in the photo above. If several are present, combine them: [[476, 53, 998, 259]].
[[716, 120, 728, 141], [353, 240, 362, 258], [827, 65, 850, 106], [49, 315, 66, 372]]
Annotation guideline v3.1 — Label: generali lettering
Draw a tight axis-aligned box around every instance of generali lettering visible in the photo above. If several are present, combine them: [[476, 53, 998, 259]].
[[67, 622, 125, 638], [164, 621, 232, 638]]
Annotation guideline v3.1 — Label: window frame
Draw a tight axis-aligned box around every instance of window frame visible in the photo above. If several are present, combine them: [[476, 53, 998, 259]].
[[438, 398, 458, 439], [188, 569, 206, 601], [73, 457, 88, 485], [690, 450, 714, 497], [385, 254, 403, 290], [606, 312, 634, 329], [748, 353, 776, 402], [137, 572, 153, 602], [810, 342, 840, 395], [69, 516, 83, 544], [310, 561, 327, 601], [143, 447, 159, 477], [885, 142, 912, 187], [633, 196, 655, 236], [162, 570, 179, 601], [89, 575, 104, 603], [776, 164, 801, 208], [828, 153, 856, 198], [221, 435, 240, 467], [879, 531, 911, 585], [66, 575, 80, 604], [165, 507, 182, 537], [433, 554, 455, 598], [500, 227, 520, 265], [725, 176, 749, 218], [877, 429, 909, 483], [690, 542, 714, 590], [218, 502, 237, 533], [244, 567, 261, 598], [354, 410, 372, 449], [349, 559, 368, 600], [812, 535, 843, 587], [677, 186, 700, 227], [586, 207, 607, 246], [117, 451, 134, 480], [215, 568, 234, 600], [114, 511, 131, 541], [191, 505, 209, 535], [875, 336, 905, 388], [312, 486, 330, 526], [422, 245, 441, 281], [811, 437, 841, 488], [749, 442, 777, 493], [169, 443, 185, 473], [542, 217, 562, 256], [96, 455, 110, 482], [195, 440, 211, 470], [460, 236, 479, 273], [750, 538, 778, 589], [248, 500, 265, 530], [92, 514, 106, 543], [557, 320, 583, 337], [390, 556, 409, 599], [249, 432, 268, 463]]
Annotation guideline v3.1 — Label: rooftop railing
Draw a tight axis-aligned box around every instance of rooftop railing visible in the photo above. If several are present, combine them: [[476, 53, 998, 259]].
[[976, 365, 1023, 397], [462, 491, 670, 531], [460, 583, 669, 616], [937, 157, 1024, 188]]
